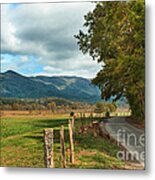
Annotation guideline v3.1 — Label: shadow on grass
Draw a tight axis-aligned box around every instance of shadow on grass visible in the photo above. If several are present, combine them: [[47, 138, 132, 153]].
[[30, 118, 69, 129], [24, 117, 103, 131], [74, 131, 120, 158], [23, 117, 116, 155], [24, 135, 43, 140], [23, 128, 70, 144]]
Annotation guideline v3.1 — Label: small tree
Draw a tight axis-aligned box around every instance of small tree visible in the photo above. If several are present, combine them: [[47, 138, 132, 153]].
[[94, 102, 104, 117], [102, 102, 117, 113], [95, 102, 117, 117], [70, 111, 74, 117], [95, 102, 104, 113]]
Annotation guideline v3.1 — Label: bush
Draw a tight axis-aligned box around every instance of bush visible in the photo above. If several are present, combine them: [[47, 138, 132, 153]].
[[70, 111, 74, 117], [105, 111, 110, 117]]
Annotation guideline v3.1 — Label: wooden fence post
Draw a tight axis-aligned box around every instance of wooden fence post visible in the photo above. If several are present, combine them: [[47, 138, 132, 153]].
[[92, 121, 98, 138], [44, 128, 54, 168], [71, 116, 75, 129], [60, 125, 66, 168], [68, 120, 74, 164]]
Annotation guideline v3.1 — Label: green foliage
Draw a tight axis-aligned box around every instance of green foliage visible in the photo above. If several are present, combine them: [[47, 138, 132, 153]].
[[70, 111, 74, 117], [105, 111, 110, 118], [94, 102, 104, 113], [75, 0, 144, 122], [95, 102, 117, 114], [0, 97, 89, 111]]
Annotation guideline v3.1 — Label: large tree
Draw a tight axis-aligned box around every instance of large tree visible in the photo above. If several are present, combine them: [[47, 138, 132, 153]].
[[75, 0, 144, 122]]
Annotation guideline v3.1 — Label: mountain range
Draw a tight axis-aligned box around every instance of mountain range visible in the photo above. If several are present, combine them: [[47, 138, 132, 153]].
[[0, 70, 102, 103]]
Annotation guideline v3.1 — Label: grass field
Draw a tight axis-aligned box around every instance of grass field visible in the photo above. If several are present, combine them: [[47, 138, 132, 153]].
[[0, 112, 125, 169]]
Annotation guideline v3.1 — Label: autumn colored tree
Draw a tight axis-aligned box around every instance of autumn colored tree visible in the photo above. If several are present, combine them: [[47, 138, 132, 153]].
[[75, 0, 144, 122], [95, 102, 117, 114], [94, 102, 104, 114]]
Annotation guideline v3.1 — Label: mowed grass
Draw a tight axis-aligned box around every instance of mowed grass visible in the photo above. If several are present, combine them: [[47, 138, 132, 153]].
[[0, 114, 125, 169]]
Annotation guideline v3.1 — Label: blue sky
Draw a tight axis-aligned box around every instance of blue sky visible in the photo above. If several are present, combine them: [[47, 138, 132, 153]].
[[1, 3, 101, 78], [9, 3, 20, 9]]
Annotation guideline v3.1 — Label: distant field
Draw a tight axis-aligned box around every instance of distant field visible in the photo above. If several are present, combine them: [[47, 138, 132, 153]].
[[0, 112, 126, 169], [1, 110, 131, 118], [1, 110, 70, 118]]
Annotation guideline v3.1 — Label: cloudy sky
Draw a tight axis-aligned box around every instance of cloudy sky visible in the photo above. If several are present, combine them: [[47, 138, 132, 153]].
[[1, 2, 101, 78]]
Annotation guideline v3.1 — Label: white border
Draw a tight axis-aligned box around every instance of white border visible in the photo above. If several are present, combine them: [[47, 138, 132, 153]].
[[0, 0, 155, 179]]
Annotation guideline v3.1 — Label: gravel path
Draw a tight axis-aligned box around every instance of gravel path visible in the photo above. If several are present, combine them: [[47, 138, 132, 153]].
[[99, 117, 145, 169]]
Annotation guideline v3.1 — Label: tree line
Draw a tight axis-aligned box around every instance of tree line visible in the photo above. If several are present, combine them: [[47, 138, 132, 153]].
[[0, 97, 121, 116], [0, 98, 91, 112]]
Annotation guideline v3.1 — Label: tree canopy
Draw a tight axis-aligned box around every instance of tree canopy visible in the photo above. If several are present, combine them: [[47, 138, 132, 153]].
[[75, 0, 144, 122]]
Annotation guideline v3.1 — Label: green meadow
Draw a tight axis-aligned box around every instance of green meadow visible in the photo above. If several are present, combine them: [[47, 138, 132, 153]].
[[0, 114, 125, 169]]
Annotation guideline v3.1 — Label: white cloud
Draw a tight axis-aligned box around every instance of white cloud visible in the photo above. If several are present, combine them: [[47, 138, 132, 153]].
[[20, 56, 29, 62], [1, 2, 101, 78]]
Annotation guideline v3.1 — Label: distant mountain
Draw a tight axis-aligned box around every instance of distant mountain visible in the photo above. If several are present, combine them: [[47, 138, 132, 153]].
[[0, 70, 102, 103]]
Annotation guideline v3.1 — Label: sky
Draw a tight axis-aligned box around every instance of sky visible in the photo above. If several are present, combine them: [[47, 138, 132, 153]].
[[1, 2, 102, 78]]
